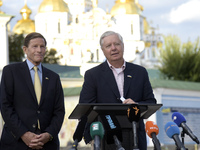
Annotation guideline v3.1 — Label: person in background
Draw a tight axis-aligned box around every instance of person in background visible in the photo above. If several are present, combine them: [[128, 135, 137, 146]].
[[0, 32, 65, 150], [79, 31, 156, 150]]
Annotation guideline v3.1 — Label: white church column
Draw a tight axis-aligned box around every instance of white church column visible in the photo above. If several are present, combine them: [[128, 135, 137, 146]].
[[0, 14, 13, 136], [0, 15, 13, 70]]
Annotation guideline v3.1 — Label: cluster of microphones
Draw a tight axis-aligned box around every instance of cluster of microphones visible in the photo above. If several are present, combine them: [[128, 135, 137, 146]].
[[70, 105, 199, 150], [70, 114, 125, 150], [146, 112, 199, 150]]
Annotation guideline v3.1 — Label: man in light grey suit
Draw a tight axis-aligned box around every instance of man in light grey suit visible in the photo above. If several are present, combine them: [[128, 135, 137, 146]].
[[79, 31, 156, 150], [0, 32, 65, 150]]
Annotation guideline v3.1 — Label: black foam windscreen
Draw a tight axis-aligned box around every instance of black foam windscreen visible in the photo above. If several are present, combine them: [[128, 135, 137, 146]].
[[127, 104, 140, 122], [73, 115, 88, 142], [99, 114, 123, 144]]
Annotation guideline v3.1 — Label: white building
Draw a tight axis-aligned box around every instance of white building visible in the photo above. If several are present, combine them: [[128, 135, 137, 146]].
[[0, 0, 170, 148], [0, 0, 13, 71], [0, 0, 14, 136], [11, 0, 161, 69]]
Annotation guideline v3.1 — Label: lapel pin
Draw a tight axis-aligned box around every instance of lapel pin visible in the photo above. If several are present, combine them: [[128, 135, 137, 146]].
[[127, 75, 132, 78], [45, 77, 49, 80]]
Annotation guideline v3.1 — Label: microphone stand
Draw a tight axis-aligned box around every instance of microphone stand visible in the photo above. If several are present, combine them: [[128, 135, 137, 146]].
[[113, 135, 125, 150], [94, 135, 101, 150], [69, 139, 78, 150], [180, 131, 188, 150], [132, 121, 139, 150]]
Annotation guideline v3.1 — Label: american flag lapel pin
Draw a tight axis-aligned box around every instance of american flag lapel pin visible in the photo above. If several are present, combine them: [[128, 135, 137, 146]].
[[127, 75, 132, 78]]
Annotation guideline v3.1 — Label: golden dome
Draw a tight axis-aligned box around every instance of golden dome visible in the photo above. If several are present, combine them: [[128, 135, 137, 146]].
[[0, 0, 4, 14], [135, 0, 144, 11], [20, 4, 32, 20], [0, 0, 2, 7], [143, 17, 150, 34], [110, 0, 142, 16], [13, 3, 35, 34], [38, 0, 69, 13]]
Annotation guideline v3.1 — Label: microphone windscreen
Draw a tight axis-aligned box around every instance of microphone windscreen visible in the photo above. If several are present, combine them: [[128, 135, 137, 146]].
[[172, 112, 186, 127], [90, 121, 105, 140], [100, 115, 122, 144], [145, 121, 159, 138], [73, 115, 88, 142], [127, 104, 140, 122], [164, 121, 180, 138]]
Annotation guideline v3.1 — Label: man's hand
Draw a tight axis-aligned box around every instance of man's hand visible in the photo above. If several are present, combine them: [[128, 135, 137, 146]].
[[123, 98, 138, 104], [21, 131, 37, 146], [29, 132, 51, 149], [21, 132, 51, 149], [21, 131, 43, 149], [35, 132, 51, 144]]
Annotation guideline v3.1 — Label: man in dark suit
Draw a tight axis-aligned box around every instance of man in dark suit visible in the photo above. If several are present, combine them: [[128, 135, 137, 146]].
[[0, 32, 65, 150], [79, 31, 156, 150]]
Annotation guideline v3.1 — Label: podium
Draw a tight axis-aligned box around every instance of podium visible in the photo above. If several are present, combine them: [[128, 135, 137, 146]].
[[69, 103, 162, 149]]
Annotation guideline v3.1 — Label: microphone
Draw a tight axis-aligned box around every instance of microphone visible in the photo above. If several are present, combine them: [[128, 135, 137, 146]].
[[127, 104, 140, 149], [90, 121, 105, 150], [165, 121, 186, 150], [172, 112, 200, 144], [145, 121, 161, 150], [100, 115, 125, 150], [127, 104, 140, 122], [70, 115, 87, 150]]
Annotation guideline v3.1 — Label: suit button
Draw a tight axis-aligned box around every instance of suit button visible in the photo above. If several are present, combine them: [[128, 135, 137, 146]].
[[37, 110, 40, 114], [32, 124, 36, 128]]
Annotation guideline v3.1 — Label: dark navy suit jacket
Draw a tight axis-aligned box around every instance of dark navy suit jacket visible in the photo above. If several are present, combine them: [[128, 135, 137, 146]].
[[0, 61, 65, 150], [79, 61, 156, 149]]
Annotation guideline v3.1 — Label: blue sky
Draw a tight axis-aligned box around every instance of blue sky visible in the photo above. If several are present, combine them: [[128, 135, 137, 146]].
[[1, 0, 200, 43]]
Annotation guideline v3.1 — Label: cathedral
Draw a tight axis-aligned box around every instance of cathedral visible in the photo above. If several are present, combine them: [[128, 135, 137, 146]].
[[4, 0, 162, 69], [2, 1, 200, 149], [0, 0, 163, 146]]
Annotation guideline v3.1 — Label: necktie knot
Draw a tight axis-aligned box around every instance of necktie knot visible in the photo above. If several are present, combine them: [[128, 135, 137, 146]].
[[33, 66, 38, 72]]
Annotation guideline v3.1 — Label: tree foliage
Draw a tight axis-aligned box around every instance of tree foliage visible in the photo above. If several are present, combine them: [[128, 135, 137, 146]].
[[43, 48, 60, 64], [159, 35, 200, 82], [9, 33, 24, 62]]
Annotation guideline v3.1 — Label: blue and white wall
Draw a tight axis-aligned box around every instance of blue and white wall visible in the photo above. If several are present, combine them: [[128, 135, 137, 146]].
[[151, 88, 200, 146]]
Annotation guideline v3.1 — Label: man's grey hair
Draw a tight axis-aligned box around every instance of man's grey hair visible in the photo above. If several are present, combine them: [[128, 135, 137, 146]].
[[99, 31, 124, 48]]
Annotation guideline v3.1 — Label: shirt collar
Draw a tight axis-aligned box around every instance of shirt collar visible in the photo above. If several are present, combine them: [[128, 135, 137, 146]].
[[107, 60, 126, 70], [26, 59, 42, 72]]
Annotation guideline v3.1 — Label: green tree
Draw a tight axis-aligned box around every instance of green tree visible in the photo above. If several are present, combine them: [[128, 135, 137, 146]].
[[9, 33, 24, 62], [43, 48, 60, 64], [159, 35, 200, 82]]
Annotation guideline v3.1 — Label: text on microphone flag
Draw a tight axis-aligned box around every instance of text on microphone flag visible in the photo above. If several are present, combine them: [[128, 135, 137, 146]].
[[105, 115, 117, 129]]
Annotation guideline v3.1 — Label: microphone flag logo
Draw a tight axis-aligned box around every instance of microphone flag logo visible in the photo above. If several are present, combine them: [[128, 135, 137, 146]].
[[92, 123, 99, 131], [127, 105, 139, 117]]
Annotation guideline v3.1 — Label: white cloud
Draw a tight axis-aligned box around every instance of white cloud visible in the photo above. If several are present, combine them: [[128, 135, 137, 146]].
[[169, 0, 200, 24]]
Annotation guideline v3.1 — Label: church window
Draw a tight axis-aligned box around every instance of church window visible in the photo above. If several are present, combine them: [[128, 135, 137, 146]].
[[58, 19, 61, 33], [70, 48, 74, 55], [131, 22, 134, 35]]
